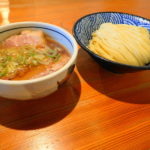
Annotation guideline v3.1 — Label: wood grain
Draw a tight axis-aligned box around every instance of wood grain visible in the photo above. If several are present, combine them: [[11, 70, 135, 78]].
[[0, 0, 150, 150]]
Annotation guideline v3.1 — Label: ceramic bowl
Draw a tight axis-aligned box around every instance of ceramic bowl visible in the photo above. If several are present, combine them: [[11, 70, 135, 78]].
[[0, 22, 78, 100], [73, 12, 150, 73]]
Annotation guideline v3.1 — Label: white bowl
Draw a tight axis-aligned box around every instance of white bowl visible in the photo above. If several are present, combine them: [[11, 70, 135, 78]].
[[0, 22, 78, 100]]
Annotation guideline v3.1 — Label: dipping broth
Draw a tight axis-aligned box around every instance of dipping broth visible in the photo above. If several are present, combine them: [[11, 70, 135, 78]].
[[0, 30, 70, 80]]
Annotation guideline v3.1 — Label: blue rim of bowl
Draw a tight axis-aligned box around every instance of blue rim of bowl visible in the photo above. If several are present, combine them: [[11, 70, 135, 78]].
[[0, 26, 74, 48], [73, 11, 150, 70]]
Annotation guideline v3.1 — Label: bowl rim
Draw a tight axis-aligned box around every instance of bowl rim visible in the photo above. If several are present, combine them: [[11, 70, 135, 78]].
[[0, 21, 78, 85], [73, 11, 150, 70]]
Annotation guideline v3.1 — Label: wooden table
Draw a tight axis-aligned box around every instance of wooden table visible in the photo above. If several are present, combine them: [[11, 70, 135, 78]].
[[0, 0, 150, 149]]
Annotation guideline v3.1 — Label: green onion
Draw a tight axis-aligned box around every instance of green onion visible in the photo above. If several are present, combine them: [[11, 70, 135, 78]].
[[0, 45, 61, 79], [0, 69, 8, 77]]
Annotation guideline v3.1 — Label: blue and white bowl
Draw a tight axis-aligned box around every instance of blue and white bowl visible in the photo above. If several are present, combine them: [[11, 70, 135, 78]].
[[0, 22, 78, 100], [73, 12, 150, 73]]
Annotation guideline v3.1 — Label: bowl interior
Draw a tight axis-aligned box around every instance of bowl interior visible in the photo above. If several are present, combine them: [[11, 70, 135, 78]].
[[0, 22, 75, 55], [0, 22, 78, 84], [74, 12, 150, 47]]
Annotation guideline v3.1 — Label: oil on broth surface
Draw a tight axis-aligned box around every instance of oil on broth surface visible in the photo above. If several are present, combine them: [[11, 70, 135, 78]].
[[0, 30, 70, 80]]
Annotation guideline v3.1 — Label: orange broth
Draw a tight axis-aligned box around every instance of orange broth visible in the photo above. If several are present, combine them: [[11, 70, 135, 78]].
[[0, 33, 70, 80]]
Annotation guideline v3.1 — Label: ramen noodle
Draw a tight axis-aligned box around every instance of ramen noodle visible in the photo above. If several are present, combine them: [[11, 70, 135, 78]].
[[88, 23, 150, 66]]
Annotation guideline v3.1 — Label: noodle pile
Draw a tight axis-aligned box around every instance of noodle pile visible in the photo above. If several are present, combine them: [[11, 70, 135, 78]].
[[88, 23, 150, 66]]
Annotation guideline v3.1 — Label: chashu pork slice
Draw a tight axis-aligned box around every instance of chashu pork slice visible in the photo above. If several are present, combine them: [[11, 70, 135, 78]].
[[3, 30, 46, 48]]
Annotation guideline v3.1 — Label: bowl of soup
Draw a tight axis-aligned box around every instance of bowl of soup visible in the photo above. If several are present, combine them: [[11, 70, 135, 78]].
[[0, 22, 78, 100]]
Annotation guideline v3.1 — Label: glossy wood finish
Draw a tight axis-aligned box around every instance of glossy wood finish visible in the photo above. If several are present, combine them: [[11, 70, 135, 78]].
[[0, 0, 150, 150]]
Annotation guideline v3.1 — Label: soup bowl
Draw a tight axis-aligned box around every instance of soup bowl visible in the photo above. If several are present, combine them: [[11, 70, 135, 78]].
[[0, 22, 78, 100], [73, 12, 150, 73]]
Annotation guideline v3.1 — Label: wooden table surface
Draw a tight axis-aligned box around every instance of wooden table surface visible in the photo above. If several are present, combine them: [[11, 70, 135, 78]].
[[0, 0, 150, 150]]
